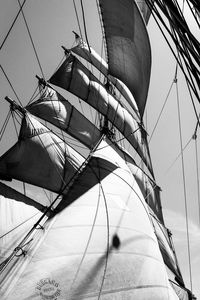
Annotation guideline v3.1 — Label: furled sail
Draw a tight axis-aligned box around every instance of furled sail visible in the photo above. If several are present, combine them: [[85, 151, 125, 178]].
[[70, 36, 140, 121], [0, 113, 84, 195], [0, 138, 178, 299], [26, 83, 101, 149], [49, 54, 153, 175], [99, 0, 151, 118]]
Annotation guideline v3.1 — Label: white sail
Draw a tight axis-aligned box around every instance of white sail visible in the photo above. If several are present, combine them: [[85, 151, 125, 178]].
[[0, 138, 178, 299], [0, 113, 84, 195], [70, 37, 140, 121], [49, 54, 153, 175], [99, 0, 151, 118], [0, 195, 42, 264], [0, 181, 45, 212], [26, 84, 101, 149], [150, 210, 183, 282], [126, 160, 164, 223]]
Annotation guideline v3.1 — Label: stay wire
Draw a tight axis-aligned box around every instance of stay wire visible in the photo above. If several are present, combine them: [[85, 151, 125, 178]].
[[73, 0, 83, 39], [0, 65, 22, 106], [194, 135, 200, 226], [149, 79, 174, 143], [175, 78, 193, 292], [0, 111, 11, 142], [17, 0, 45, 79], [0, 0, 27, 51]]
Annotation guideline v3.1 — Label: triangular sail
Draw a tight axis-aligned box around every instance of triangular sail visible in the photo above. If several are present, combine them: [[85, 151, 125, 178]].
[[70, 36, 140, 121], [49, 54, 153, 175], [0, 113, 84, 195], [26, 83, 101, 149], [99, 0, 151, 118]]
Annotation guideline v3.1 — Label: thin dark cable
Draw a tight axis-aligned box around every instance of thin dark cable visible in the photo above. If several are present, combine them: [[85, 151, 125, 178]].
[[0, 0, 27, 51], [0, 212, 40, 239], [0, 111, 11, 141], [73, 0, 83, 38], [98, 182, 110, 299], [17, 0, 45, 79], [0, 65, 22, 106], [11, 110, 19, 137], [70, 184, 101, 291], [165, 137, 193, 175], [194, 136, 200, 225], [149, 80, 174, 143], [175, 78, 193, 292], [80, 0, 90, 50], [146, 0, 200, 103]]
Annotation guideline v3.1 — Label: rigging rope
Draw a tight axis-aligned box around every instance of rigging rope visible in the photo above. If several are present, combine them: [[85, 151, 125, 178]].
[[0, 212, 40, 239], [0, 65, 22, 106], [193, 134, 200, 225], [98, 181, 110, 300], [149, 79, 174, 143], [17, 0, 45, 79], [175, 76, 193, 292], [73, 0, 83, 39], [0, 0, 27, 51], [0, 111, 11, 142]]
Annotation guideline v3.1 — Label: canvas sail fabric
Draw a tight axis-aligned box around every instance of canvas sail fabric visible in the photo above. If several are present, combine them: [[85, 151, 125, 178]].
[[26, 84, 101, 149], [109, 143, 164, 223], [99, 0, 151, 118], [1, 138, 180, 299], [136, 0, 154, 24], [0, 181, 45, 212], [70, 37, 140, 121], [0, 195, 42, 264], [0, 113, 85, 196], [149, 211, 183, 284], [127, 161, 164, 223], [49, 54, 153, 176]]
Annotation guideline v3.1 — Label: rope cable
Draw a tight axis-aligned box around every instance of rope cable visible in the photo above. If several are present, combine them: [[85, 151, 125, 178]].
[[0, 65, 22, 106], [175, 77, 193, 292], [149, 79, 174, 143], [0, 111, 11, 142], [17, 0, 45, 79], [73, 0, 83, 39], [0, 0, 27, 51], [194, 136, 200, 225]]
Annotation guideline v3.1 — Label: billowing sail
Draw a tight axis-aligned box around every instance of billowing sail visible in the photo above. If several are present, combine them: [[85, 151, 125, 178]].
[[0, 138, 178, 299], [126, 161, 164, 223], [0, 113, 84, 195], [70, 37, 140, 121], [149, 210, 183, 283], [26, 84, 101, 149], [0, 195, 42, 264], [117, 148, 164, 223], [0, 181, 45, 212], [99, 0, 151, 118], [49, 54, 153, 175]]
